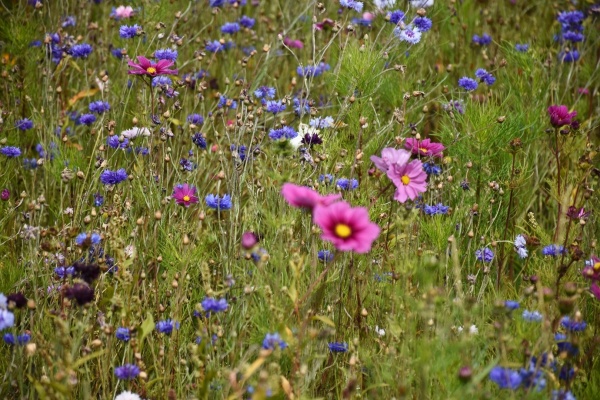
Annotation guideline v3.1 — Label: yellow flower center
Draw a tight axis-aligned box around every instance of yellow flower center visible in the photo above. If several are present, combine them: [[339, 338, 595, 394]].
[[334, 223, 352, 238], [401, 175, 410, 185], [419, 147, 429, 154], [183, 195, 190, 202], [147, 67, 157, 74], [594, 261, 600, 271]]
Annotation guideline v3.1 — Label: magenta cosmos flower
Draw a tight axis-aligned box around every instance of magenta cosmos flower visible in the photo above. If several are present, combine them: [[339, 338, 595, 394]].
[[281, 183, 341, 211], [370, 147, 412, 173], [128, 56, 178, 76], [547, 105, 577, 127], [313, 201, 380, 253], [404, 138, 445, 157], [173, 184, 198, 207], [387, 159, 427, 203]]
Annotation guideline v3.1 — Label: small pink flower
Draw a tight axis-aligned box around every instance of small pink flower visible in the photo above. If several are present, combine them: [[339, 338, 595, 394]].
[[313, 201, 380, 253], [241, 231, 258, 249], [404, 138, 445, 158], [547, 105, 577, 127], [173, 184, 198, 207], [591, 283, 600, 300], [283, 37, 304, 49], [113, 5, 135, 19], [387, 159, 428, 203], [578, 87, 589, 95], [281, 183, 341, 210], [128, 56, 178, 76], [362, 12, 374, 21], [370, 147, 411, 173]]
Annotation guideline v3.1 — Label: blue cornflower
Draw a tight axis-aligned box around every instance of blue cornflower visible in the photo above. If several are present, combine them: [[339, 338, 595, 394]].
[[209, 0, 225, 6], [559, 50, 579, 63], [262, 333, 288, 350], [319, 174, 335, 184], [557, 11, 585, 29], [519, 364, 546, 391], [192, 133, 207, 149], [297, 63, 330, 78], [514, 234, 528, 259], [309, 116, 334, 128], [201, 297, 228, 313], [318, 250, 334, 263], [119, 25, 141, 39], [135, 147, 149, 155], [475, 247, 494, 263], [269, 126, 298, 140], [1, 146, 22, 158], [3, 333, 31, 345], [560, 316, 586, 332], [340, 0, 363, 12], [328, 342, 348, 353], [154, 48, 178, 61], [458, 77, 478, 91], [551, 390, 576, 400], [522, 310, 543, 322], [152, 76, 173, 87], [394, 26, 422, 44], [562, 31, 584, 43], [423, 162, 442, 175], [293, 97, 310, 115], [413, 17, 432, 32], [254, 86, 276, 99], [115, 327, 130, 341], [489, 366, 522, 389], [179, 158, 196, 172], [29, 40, 42, 47], [423, 204, 449, 216], [15, 118, 34, 131], [107, 135, 129, 149], [111, 47, 125, 59], [93, 193, 104, 207], [505, 300, 520, 311], [100, 168, 128, 185], [75, 232, 101, 247], [206, 40, 225, 53], [336, 178, 358, 190], [79, 113, 96, 125], [69, 43, 93, 58], [62, 16, 76, 28], [472, 33, 492, 46], [205, 194, 232, 210], [23, 158, 38, 170], [54, 266, 75, 278], [114, 364, 140, 380], [221, 22, 240, 35], [265, 100, 286, 114], [217, 95, 237, 109], [541, 244, 565, 257], [0, 308, 14, 331], [156, 319, 179, 335], [187, 114, 204, 125], [89, 101, 110, 114], [515, 43, 529, 52], [388, 10, 405, 25], [239, 15, 255, 28], [231, 144, 248, 161]]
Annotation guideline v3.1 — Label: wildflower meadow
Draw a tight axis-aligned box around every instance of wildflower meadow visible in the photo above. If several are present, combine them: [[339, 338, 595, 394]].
[[1, 0, 599, 399]]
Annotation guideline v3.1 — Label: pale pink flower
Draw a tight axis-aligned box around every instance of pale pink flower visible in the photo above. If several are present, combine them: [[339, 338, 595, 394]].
[[113, 6, 135, 19], [283, 37, 304, 49], [387, 159, 427, 203], [313, 201, 380, 253], [281, 183, 341, 210], [370, 147, 411, 173], [404, 138, 445, 157]]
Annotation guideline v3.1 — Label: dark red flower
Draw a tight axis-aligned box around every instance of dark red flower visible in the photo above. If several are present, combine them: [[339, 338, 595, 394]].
[[64, 283, 95, 305], [127, 56, 178, 76], [547, 105, 577, 127], [7, 292, 27, 308]]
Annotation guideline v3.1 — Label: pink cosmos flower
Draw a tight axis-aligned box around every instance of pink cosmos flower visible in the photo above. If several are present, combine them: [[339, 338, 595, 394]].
[[313, 201, 380, 253], [128, 56, 178, 76], [283, 37, 304, 49], [582, 255, 600, 281], [173, 184, 198, 207], [547, 105, 577, 127], [370, 147, 411, 173], [591, 283, 600, 300], [281, 183, 341, 211], [404, 138, 445, 158], [241, 231, 258, 249], [387, 159, 427, 203], [113, 5, 135, 19]]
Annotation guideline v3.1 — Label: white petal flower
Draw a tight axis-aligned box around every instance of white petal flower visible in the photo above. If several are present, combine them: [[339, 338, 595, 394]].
[[115, 391, 142, 400], [121, 127, 151, 139], [410, 0, 434, 7], [469, 325, 478, 335], [374, 0, 396, 9]]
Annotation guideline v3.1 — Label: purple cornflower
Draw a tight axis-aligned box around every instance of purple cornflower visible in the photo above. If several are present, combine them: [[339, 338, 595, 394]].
[[254, 86, 276, 99], [489, 366, 522, 389], [559, 50, 579, 63], [205, 194, 232, 210], [239, 16, 255, 28], [217, 95, 237, 109], [114, 364, 140, 380], [335, 178, 358, 190], [458, 77, 478, 91], [54, 266, 75, 278], [318, 250, 334, 262], [119, 25, 141, 39], [328, 342, 348, 353], [388, 10, 405, 25], [301, 133, 323, 147], [156, 319, 179, 335], [107, 135, 129, 149], [297, 63, 330, 78], [552, 390, 576, 400], [413, 17, 432, 32], [75, 232, 101, 246], [89, 101, 110, 114], [340, 0, 363, 12], [152, 76, 173, 87], [69, 44, 92, 58], [15, 118, 34, 131], [192, 133, 207, 149], [265, 100, 286, 114], [115, 327, 130, 341], [515, 43, 529, 52], [206, 40, 225, 53], [99, 168, 128, 185], [423, 203, 449, 216], [505, 300, 520, 311], [443, 100, 465, 114], [93, 193, 104, 207], [293, 97, 310, 115], [562, 31, 584, 42], [221, 22, 240, 35], [475, 247, 494, 263], [79, 113, 96, 125], [201, 297, 228, 313], [474, 68, 496, 86], [394, 26, 422, 44], [187, 114, 204, 125], [262, 333, 288, 350], [557, 11, 585, 30], [541, 244, 565, 257], [560, 316, 586, 332], [522, 310, 543, 322], [472, 33, 492, 46], [269, 126, 298, 140], [154, 48, 178, 61], [0, 147, 22, 158], [62, 16, 76, 28], [3, 333, 31, 345], [423, 162, 442, 175], [111, 47, 125, 59]]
